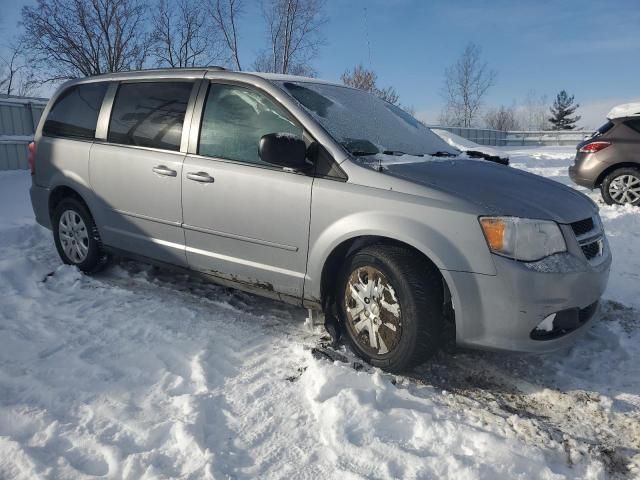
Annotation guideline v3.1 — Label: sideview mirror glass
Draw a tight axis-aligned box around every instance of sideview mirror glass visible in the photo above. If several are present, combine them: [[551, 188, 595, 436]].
[[259, 133, 309, 170]]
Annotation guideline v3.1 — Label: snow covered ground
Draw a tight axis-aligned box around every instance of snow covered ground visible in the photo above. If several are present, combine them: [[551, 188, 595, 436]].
[[0, 147, 639, 479]]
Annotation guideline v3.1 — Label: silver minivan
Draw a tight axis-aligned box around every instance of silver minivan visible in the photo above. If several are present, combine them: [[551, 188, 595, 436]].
[[29, 67, 611, 371]]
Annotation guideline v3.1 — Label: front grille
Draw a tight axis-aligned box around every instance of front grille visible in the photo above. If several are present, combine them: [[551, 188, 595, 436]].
[[570, 217, 595, 237], [569, 216, 604, 261], [581, 241, 600, 260]]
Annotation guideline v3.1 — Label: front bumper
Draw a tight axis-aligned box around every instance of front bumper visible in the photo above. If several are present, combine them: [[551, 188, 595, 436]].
[[447, 241, 611, 353]]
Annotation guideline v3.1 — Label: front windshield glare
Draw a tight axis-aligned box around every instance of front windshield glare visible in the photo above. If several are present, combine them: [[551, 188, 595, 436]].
[[278, 81, 458, 158]]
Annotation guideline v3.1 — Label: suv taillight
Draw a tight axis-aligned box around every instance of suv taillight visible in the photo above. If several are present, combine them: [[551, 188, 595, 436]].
[[579, 141, 611, 154], [27, 142, 36, 176]]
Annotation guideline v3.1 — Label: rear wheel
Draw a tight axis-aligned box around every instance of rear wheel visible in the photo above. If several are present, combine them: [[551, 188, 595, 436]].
[[53, 198, 109, 273], [337, 245, 444, 372], [601, 167, 640, 206]]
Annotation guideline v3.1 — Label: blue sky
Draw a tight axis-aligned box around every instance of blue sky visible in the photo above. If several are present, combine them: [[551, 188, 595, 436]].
[[2, 0, 640, 127]]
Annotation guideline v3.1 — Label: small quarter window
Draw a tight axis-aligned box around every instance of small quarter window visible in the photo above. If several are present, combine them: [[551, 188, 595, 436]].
[[624, 119, 640, 134], [198, 83, 302, 166], [43, 83, 107, 140], [108, 82, 193, 151]]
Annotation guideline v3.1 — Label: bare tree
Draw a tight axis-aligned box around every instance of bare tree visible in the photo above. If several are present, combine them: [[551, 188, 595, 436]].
[[210, 0, 244, 70], [152, 0, 222, 68], [484, 104, 520, 131], [518, 90, 550, 130], [441, 42, 496, 127], [0, 43, 39, 96], [403, 105, 416, 117], [0, 45, 21, 95], [253, 0, 326, 75], [21, 0, 151, 81], [377, 86, 400, 106], [341, 64, 400, 105]]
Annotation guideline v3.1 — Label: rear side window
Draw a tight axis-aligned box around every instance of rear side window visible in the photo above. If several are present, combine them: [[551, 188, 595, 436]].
[[198, 83, 302, 165], [108, 82, 193, 151], [43, 83, 107, 140], [624, 119, 640, 134]]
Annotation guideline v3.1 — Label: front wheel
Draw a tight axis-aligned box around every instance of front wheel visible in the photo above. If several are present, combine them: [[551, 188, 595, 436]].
[[601, 167, 640, 206], [52, 198, 109, 273], [337, 245, 444, 372]]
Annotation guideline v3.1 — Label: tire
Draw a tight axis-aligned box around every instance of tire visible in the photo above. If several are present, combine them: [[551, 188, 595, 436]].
[[337, 244, 444, 372], [600, 167, 640, 206], [52, 197, 109, 273]]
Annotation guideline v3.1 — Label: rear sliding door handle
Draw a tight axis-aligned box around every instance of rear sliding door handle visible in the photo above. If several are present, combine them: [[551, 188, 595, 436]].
[[186, 172, 215, 183], [152, 165, 177, 177]]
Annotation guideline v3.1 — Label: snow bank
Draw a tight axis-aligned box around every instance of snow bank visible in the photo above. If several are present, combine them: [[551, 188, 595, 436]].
[[300, 359, 598, 479]]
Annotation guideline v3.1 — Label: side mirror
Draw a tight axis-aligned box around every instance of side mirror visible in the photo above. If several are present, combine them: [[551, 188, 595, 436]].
[[259, 133, 309, 170]]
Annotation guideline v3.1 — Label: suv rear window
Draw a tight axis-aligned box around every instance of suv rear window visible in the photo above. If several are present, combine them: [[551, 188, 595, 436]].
[[108, 82, 193, 151], [624, 119, 640, 134], [595, 121, 614, 136], [43, 83, 107, 140], [590, 120, 615, 138]]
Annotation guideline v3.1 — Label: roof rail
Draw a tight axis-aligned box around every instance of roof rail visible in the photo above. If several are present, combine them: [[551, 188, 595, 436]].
[[136, 66, 227, 72]]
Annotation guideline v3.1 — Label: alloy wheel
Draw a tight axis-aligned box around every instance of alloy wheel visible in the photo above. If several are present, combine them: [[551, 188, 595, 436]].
[[343, 266, 403, 356], [58, 210, 90, 263], [608, 173, 640, 205]]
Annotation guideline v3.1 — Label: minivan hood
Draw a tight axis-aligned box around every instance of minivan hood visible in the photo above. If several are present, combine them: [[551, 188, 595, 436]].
[[385, 158, 596, 224]]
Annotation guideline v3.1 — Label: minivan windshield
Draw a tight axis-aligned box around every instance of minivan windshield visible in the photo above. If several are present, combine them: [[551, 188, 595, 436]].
[[278, 81, 459, 159]]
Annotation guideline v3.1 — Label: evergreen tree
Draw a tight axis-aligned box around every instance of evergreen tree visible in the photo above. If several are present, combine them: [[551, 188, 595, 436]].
[[549, 90, 581, 130]]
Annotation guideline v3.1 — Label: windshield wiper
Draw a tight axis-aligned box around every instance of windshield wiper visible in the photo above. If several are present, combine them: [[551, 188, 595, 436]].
[[430, 151, 457, 157], [350, 150, 379, 157], [382, 150, 424, 157]]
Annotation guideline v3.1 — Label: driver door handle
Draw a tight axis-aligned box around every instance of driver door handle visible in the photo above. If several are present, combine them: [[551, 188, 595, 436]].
[[187, 171, 215, 183], [152, 165, 177, 177]]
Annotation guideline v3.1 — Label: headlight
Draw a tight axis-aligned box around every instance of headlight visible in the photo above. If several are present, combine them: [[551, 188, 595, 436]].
[[479, 216, 567, 261]]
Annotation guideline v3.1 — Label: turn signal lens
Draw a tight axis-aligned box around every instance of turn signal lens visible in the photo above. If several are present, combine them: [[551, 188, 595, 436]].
[[479, 218, 506, 251]]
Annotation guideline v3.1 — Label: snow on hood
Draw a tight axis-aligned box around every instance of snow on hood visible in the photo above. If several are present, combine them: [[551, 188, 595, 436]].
[[431, 129, 477, 151], [606, 102, 640, 120], [431, 129, 507, 159]]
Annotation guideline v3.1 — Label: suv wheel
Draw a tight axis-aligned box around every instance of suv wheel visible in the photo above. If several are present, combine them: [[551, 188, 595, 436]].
[[601, 167, 640, 206], [53, 198, 109, 273], [337, 245, 444, 372]]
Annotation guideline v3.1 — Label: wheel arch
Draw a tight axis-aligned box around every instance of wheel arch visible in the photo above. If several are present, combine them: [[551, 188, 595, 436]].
[[595, 162, 640, 187], [46, 170, 97, 222], [48, 185, 92, 220], [317, 235, 456, 339]]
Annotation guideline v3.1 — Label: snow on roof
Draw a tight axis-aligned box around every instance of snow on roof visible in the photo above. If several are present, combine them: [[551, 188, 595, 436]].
[[607, 102, 640, 120]]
